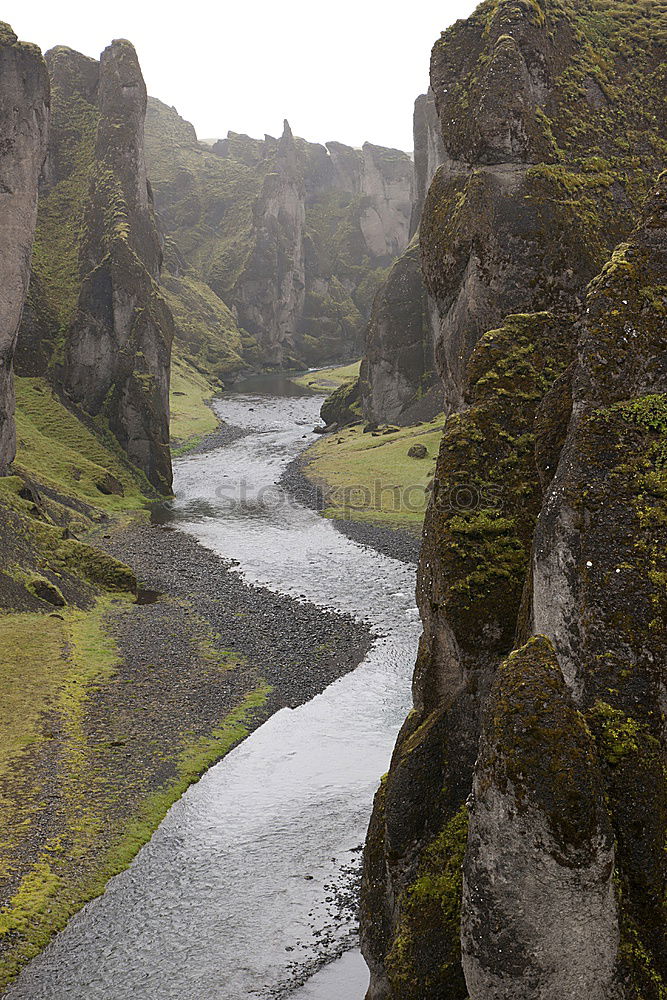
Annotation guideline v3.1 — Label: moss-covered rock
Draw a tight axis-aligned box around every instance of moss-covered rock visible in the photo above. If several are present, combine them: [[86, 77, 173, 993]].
[[420, 0, 666, 411], [360, 235, 439, 426], [362, 309, 575, 996], [57, 539, 136, 594], [361, 5, 666, 996], [320, 377, 362, 427], [61, 42, 174, 494], [0, 27, 49, 471], [17, 42, 175, 494], [462, 636, 619, 1000], [532, 172, 667, 996]]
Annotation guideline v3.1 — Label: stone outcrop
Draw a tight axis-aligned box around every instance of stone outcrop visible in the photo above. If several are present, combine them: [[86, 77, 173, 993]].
[[18, 41, 174, 492], [527, 173, 667, 993], [360, 90, 445, 427], [63, 40, 173, 492], [360, 235, 437, 425], [233, 121, 306, 365], [462, 637, 620, 1000], [144, 100, 414, 366], [361, 2, 666, 997], [409, 89, 444, 238], [0, 24, 49, 472]]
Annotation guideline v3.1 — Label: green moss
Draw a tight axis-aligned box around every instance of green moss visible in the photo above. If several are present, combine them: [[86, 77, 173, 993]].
[[423, 313, 573, 652], [29, 65, 99, 334], [57, 540, 136, 593], [169, 355, 220, 455], [291, 360, 361, 392], [13, 377, 150, 512], [320, 377, 362, 427], [161, 269, 246, 382], [387, 806, 469, 999], [487, 637, 605, 853], [0, 613, 69, 772], [587, 701, 644, 765]]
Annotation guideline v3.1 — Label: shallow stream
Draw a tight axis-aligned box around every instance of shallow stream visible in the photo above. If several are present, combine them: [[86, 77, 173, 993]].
[[7, 377, 420, 999]]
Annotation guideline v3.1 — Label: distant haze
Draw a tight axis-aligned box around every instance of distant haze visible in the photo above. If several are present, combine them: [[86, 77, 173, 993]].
[[4, 0, 478, 151]]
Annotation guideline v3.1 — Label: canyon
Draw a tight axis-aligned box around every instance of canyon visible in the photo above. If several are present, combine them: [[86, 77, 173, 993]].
[[0, 1, 664, 998]]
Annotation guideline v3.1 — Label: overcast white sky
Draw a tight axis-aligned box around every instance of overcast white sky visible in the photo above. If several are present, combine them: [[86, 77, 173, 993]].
[[4, 1, 478, 150]]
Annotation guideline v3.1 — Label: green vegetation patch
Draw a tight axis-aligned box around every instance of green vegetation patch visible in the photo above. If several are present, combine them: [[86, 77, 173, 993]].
[[302, 415, 445, 531], [169, 355, 220, 455], [422, 313, 573, 652], [387, 806, 469, 999], [14, 377, 149, 512], [291, 360, 361, 392]]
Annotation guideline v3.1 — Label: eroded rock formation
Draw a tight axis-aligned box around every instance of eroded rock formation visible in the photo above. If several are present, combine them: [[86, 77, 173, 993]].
[[0, 24, 49, 472], [144, 100, 414, 366], [63, 41, 173, 492], [360, 91, 444, 426], [361, 2, 666, 997], [233, 121, 306, 365], [360, 235, 435, 425]]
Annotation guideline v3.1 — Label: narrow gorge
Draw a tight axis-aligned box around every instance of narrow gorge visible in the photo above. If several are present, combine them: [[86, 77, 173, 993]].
[[0, 2, 664, 999]]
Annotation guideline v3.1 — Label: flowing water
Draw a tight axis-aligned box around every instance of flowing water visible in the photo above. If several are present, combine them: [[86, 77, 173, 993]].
[[7, 377, 420, 1000]]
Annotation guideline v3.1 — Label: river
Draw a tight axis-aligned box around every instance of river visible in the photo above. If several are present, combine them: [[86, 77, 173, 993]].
[[6, 377, 420, 999]]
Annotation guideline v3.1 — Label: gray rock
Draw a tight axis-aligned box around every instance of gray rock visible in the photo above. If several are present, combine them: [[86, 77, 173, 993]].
[[234, 121, 306, 365], [360, 90, 444, 427], [462, 637, 621, 1000], [63, 40, 174, 493], [0, 24, 49, 472]]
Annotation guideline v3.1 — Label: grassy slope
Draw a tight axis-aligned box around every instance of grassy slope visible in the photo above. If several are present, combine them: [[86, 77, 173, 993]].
[[169, 355, 220, 455], [0, 380, 268, 987], [291, 360, 361, 392], [13, 377, 150, 513], [303, 416, 445, 532]]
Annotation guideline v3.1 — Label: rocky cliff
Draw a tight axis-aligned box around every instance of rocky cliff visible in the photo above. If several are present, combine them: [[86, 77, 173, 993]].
[[0, 24, 49, 472], [232, 121, 306, 364], [360, 92, 443, 426], [410, 89, 444, 239], [144, 99, 413, 367], [361, 2, 666, 997], [17, 41, 174, 493]]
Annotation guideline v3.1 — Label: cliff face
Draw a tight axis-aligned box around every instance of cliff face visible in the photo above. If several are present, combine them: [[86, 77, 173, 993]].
[[409, 90, 444, 239], [360, 92, 443, 426], [361, 2, 666, 997], [63, 42, 173, 492], [144, 100, 413, 366], [233, 122, 306, 364], [0, 24, 49, 472], [360, 234, 435, 424], [17, 41, 174, 492]]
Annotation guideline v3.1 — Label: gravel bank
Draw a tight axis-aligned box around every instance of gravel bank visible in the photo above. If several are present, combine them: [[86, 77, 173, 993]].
[[181, 420, 251, 455], [97, 521, 373, 711], [279, 454, 422, 566]]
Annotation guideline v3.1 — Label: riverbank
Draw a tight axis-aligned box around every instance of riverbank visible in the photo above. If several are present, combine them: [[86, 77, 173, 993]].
[[0, 392, 374, 991], [280, 455, 421, 566]]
